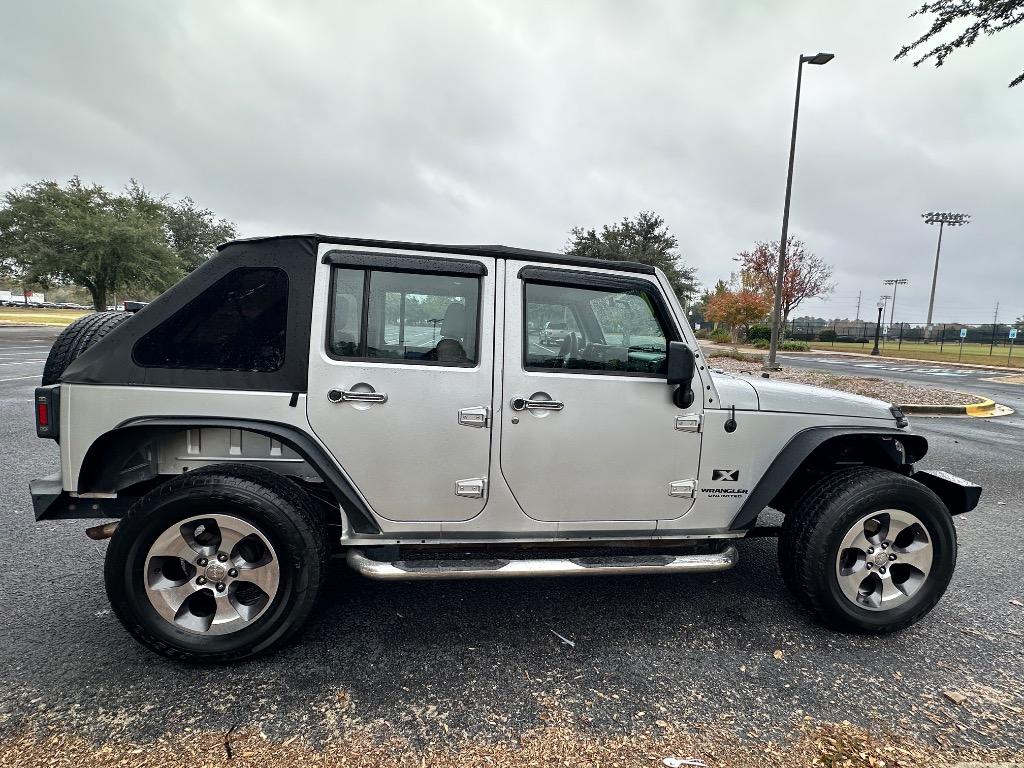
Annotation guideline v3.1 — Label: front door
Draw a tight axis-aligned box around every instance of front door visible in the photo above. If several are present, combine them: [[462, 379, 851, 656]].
[[500, 262, 702, 523], [307, 249, 495, 522]]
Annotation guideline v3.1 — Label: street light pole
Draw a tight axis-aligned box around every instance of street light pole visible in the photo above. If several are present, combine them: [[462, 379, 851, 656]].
[[766, 51, 834, 370], [871, 302, 884, 356], [922, 212, 970, 337]]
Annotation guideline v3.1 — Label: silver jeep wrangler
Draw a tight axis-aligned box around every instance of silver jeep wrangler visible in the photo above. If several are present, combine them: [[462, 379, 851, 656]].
[[30, 235, 981, 661]]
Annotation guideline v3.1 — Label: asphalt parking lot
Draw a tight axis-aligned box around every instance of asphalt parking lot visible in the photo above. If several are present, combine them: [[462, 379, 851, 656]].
[[1, 327, 1022, 762]]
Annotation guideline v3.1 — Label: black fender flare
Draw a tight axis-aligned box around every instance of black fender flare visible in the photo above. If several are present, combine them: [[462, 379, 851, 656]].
[[729, 426, 928, 531], [77, 417, 381, 534]]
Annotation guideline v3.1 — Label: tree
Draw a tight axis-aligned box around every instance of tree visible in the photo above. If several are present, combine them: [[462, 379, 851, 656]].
[[0, 178, 237, 309], [564, 212, 699, 304], [736, 237, 834, 327], [164, 196, 237, 271], [705, 288, 771, 343], [896, 0, 1024, 88]]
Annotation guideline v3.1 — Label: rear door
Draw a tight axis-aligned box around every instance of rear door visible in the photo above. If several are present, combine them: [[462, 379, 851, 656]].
[[499, 262, 702, 523], [307, 248, 495, 523]]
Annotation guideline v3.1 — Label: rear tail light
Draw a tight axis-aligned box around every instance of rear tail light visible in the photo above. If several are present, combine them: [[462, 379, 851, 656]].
[[34, 385, 60, 440]]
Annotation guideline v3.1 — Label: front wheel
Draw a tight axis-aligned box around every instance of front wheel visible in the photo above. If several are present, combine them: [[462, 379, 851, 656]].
[[778, 467, 957, 633], [105, 464, 326, 662]]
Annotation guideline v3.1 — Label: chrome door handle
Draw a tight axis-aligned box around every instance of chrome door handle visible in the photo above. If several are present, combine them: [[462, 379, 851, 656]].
[[510, 397, 564, 412], [328, 389, 388, 404]]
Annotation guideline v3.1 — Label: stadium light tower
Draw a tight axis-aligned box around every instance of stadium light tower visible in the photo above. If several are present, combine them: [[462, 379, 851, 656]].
[[765, 51, 835, 370], [882, 278, 908, 329], [922, 212, 970, 334]]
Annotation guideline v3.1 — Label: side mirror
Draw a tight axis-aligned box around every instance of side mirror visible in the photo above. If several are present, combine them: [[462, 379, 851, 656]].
[[666, 341, 695, 409]]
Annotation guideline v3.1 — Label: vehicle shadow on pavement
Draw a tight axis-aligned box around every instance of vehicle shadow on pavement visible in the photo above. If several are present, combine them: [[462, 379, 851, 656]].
[[1, 535, 1000, 750]]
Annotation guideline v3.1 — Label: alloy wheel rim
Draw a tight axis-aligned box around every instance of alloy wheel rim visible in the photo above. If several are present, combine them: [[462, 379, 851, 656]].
[[144, 514, 281, 635], [834, 508, 933, 612]]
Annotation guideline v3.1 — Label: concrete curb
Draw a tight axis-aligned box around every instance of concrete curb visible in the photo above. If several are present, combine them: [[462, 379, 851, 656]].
[[899, 397, 996, 415]]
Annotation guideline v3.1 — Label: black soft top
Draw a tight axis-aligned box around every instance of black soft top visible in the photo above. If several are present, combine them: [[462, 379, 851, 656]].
[[219, 234, 657, 276], [61, 234, 657, 393]]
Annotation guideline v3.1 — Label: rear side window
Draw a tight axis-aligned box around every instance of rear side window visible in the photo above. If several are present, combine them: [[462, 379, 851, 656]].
[[327, 267, 480, 366], [134, 268, 288, 371]]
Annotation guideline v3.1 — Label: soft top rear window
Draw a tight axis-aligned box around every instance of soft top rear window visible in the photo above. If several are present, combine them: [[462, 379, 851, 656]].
[[133, 267, 288, 372]]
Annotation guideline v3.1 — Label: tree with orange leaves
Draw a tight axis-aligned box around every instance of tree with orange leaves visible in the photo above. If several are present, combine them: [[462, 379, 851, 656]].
[[705, 288, 771, 343], [737, 237, 834, 327]]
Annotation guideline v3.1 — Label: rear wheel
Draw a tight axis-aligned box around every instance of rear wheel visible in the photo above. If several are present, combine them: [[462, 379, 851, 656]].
[[105, 465, 326, 662], [778, 467, 956, 633], [42, 311, 131, 385]]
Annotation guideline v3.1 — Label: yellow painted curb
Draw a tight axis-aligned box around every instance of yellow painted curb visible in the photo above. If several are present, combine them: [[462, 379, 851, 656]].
[[964, 398, 996, 416]]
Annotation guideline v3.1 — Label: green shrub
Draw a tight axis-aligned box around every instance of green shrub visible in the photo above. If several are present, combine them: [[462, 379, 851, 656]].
[[710, 330, 732, 344], [708, 349, 762, 364], [694, 328, 711, 340], [746, 324, 772, 342], [750, 339, 769, 349], [818, 329, 837, 342], [780, 340, 811, 351]]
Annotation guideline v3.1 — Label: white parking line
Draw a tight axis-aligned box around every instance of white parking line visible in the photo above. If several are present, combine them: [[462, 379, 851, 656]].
[[0, 359, 45, 366], [786, 356, 978, 378], [0, 375, 40, 383]]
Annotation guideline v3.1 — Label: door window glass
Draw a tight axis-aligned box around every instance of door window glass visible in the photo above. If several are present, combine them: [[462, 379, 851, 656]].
[[327, 267, 480, 366], [524, 282, 668, 375]]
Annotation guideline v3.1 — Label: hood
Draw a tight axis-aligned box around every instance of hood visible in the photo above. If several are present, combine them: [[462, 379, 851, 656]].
[[750, 376, 895, 419], [709, 372, 759, 410], [709, 371, 896, 420]]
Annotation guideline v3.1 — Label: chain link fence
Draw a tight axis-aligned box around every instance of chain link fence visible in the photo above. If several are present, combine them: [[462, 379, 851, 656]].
[[784, 320, 1022, 364]]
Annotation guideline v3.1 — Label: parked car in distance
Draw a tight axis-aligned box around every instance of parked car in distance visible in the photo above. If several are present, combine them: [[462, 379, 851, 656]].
[[539, 321, 571, 346]]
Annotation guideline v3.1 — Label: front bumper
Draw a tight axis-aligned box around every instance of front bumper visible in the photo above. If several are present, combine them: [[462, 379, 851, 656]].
[[913, 469, 982, 515]]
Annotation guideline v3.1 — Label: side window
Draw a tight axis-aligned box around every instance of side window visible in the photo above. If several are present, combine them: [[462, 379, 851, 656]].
[[134, 267, 288, 371], [524, 281, 669, 375], [327, 267, 481, 366], [328, 268, 364, 357]]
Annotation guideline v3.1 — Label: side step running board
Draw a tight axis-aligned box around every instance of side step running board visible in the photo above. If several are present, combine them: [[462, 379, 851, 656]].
[[345, 545, 738, 581]]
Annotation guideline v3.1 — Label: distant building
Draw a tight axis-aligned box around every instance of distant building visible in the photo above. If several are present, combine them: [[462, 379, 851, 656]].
[[1, 290, 44, 304]]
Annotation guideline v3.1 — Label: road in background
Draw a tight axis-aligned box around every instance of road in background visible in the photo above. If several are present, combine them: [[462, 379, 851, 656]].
[[0, 327, 1021, 757]]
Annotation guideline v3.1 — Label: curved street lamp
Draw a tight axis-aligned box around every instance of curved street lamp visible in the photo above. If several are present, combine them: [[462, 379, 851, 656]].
[[766, 52, 835, 369]]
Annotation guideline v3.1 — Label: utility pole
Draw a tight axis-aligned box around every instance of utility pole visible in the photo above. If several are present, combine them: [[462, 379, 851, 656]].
[[993, 301, 1000, 326], [922, 212, 970, 337], [765, 51, 835, 371], [855, 291, 861, 321]]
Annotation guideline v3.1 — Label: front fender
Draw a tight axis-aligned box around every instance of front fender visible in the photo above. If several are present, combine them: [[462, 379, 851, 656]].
[[729, 426, 927, 530]]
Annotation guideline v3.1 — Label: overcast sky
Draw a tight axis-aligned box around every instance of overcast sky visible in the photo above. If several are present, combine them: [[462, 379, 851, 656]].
[[2, 1, 1021, 323]]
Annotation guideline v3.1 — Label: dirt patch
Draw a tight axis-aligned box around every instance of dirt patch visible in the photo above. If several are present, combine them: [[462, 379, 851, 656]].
[[1, 710, 1020, 768], [707, 353, 985, 407]]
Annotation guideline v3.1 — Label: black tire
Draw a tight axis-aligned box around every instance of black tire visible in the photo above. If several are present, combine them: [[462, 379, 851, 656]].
[[105, 464, 326, 662], [42, 311, 132, 385], [778, 466, 957, 633]]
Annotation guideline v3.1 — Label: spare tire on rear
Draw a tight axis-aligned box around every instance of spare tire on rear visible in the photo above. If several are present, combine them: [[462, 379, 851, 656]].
[[42, 311, 132, 385]]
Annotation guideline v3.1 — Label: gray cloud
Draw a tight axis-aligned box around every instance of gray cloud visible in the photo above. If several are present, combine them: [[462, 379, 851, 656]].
[[1, 0, 1020, 322]]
